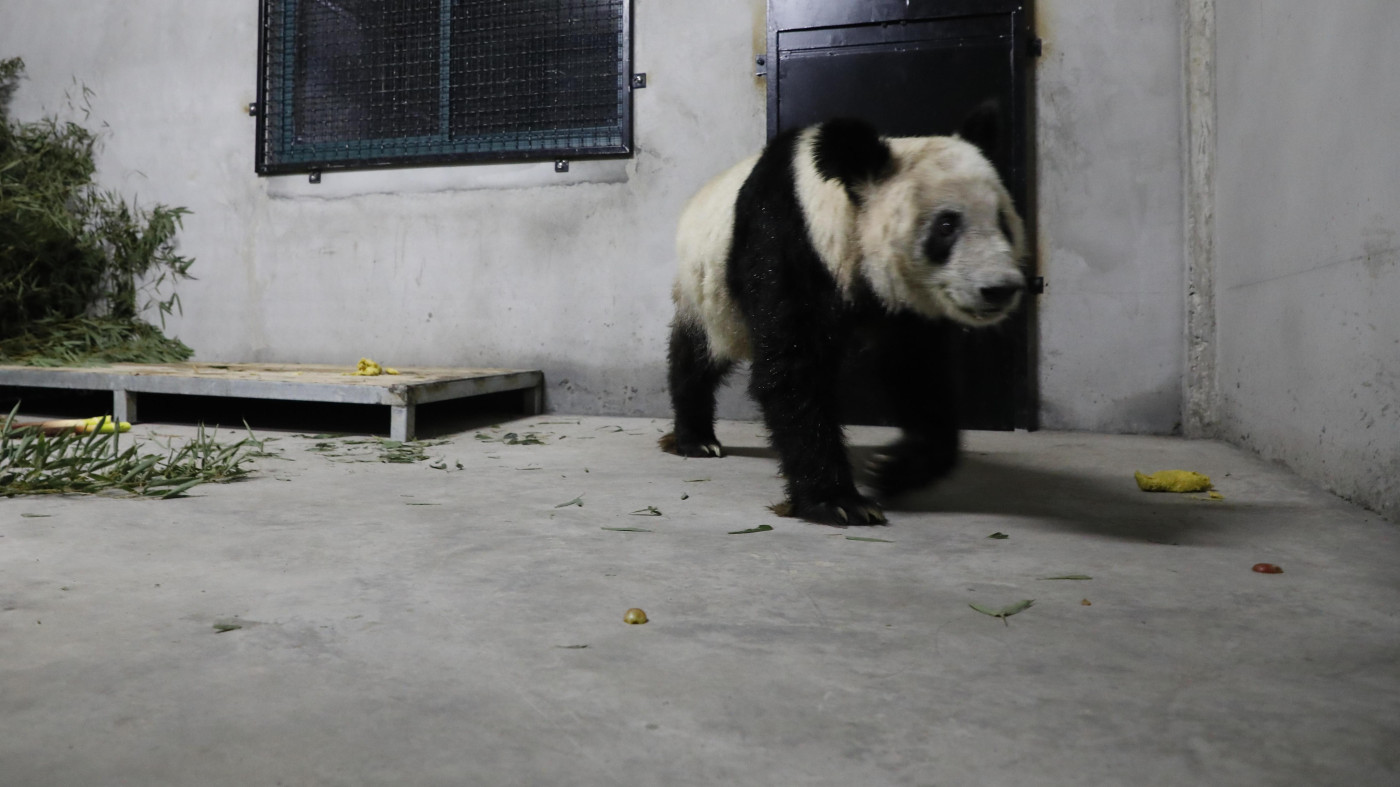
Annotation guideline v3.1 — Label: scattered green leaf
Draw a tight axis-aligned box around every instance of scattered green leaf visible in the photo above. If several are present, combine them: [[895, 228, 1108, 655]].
[[969, 599, 1035, 626], [602, 527, 652, 532], [629, 506, 662, 517], [1037, 575, 1092, 581], [845, 536, 893, 542], [305, 435, 449, 464], [500, 432, 545, 445], [728, 525, 773, 535], [20, 513, 52, 518], [554, 495, 584, 508], [988, 532, 1010, 539]]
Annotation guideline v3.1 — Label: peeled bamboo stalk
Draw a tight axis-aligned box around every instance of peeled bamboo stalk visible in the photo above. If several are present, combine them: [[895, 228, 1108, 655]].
[[8, 416, 131, 435]]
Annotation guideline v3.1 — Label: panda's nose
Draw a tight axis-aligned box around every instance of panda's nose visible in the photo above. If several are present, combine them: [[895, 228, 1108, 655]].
[[980, 284, 1023, 307]]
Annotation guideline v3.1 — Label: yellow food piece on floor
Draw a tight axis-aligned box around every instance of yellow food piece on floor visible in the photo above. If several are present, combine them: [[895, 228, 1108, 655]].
[[349, 358, 399, 376], [1134, 469, 1213, 493]]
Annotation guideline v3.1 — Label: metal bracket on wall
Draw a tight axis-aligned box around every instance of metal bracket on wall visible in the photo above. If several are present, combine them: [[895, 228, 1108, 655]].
[[554, 160, 570, 173], [308, 170, 321, 184], [755, 55, 767, 78], [1031, 276, 1046, 294], [1028, 37, 1044, 57], [247, 102, 259, 117], [630, 73, 647, 89]]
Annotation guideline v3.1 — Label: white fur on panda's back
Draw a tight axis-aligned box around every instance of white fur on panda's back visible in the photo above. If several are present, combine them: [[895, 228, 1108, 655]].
[[674, 127, 858, 364], [791, 129, 861, 293], [674, 153, 759, 362]]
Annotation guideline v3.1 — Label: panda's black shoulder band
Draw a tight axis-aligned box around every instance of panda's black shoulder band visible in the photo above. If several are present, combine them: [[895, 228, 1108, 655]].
[[812, 118, 893, 191]]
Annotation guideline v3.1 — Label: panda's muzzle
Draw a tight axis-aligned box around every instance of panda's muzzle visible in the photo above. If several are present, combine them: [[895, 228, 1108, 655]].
[[979, 284, 1022, 309], [955, 275, 1026, 324]]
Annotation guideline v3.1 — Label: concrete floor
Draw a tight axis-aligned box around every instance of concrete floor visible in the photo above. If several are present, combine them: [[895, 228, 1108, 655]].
[[2, 414, 1397, 786]]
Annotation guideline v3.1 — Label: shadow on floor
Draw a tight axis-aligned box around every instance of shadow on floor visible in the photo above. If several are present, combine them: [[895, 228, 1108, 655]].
[[866, 448, 1248, 545], [708, 435, 1242, 545]]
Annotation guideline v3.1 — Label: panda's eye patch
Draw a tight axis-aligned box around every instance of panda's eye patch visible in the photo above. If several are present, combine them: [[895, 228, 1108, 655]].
[[923, 210, 963, 265], [933, 211, 962, 239]]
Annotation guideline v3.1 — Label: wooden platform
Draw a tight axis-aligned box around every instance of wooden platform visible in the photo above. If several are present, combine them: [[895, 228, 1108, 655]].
[[0, 363, 544, 442]]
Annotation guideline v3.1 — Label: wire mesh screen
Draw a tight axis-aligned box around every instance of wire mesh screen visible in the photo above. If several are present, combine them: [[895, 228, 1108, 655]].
[[257, 0, 631, 173]]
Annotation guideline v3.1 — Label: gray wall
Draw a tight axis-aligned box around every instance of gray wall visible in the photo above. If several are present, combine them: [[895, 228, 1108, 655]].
[[1213, 1, 1400, 519], [1036, 2, 1186, 433], [0, 0, 1187, 432]]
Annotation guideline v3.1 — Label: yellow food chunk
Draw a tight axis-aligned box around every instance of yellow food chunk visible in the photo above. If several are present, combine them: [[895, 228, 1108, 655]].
[[623, 608, 648, 625], [1134, 469, 1213, 493], [351, 358, 384, 376]]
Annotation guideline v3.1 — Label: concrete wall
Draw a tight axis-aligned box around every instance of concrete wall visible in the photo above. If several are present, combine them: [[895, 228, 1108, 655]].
[[1213, 1, 1400, 519], [0, 0, 1187, 432], [1035, 2, 1186, 433]]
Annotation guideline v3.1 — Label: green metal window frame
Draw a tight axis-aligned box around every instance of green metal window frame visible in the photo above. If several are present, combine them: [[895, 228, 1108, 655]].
[[255, 0, 633, 175]]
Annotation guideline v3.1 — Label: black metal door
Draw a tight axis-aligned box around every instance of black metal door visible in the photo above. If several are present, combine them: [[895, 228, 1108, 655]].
[[767, 0, 1038, 431]]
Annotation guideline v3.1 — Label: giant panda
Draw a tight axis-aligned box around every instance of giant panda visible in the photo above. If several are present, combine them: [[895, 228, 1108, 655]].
[[660, 107, 1028, 525]]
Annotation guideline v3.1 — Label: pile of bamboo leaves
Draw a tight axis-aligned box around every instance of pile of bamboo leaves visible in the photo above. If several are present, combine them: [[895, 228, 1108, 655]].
[[0, 56, 195, 365], [0, 315, 193, 366], [0, 406, 258, 498]]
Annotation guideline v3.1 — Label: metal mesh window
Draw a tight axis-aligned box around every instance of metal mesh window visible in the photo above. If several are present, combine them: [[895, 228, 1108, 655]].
[[256, 0, 632, 174]]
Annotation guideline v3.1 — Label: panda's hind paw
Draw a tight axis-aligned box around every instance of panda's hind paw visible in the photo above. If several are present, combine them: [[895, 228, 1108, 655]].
[[782, 494, 886, 526], [825, 498, 886, 526], [659, 432, 724, 458]]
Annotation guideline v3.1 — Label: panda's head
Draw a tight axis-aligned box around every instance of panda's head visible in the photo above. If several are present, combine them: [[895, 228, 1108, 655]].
[[813, 111, 1027, 326]]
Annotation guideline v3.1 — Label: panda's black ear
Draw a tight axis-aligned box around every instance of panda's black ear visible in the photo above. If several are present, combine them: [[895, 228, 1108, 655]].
[[957, 99, 1001, 159], [812, 118, 893, 189]]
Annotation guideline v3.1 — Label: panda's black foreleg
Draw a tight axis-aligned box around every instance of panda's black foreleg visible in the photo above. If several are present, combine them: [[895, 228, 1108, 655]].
[[749, 337, 886, 526], [866, 314, 961, 498], [661, 320, 732, 457]]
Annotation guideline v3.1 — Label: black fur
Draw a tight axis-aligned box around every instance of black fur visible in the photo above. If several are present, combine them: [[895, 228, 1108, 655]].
[[665, 121, 962, 525], [664, 320, 732, 456], [924, 210, 963, 265], [957, 99, 1001, 161], [811, 118, 892, 204]]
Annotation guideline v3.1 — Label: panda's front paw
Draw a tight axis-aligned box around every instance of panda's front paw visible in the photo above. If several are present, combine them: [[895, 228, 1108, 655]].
[[778, 492, 887, 526], [866, 437, 957, 498], [658, 431, 725, 458]]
